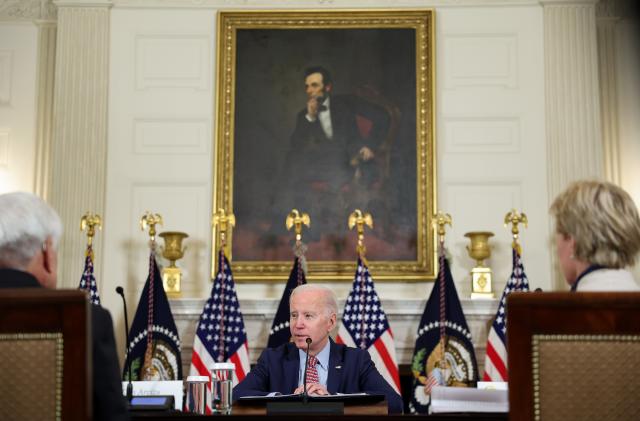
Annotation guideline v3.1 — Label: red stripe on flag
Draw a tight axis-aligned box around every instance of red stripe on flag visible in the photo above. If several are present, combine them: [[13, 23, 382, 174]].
[[373, 335, 400, 391], [191, 350, 211, 380], [190, 351, 213, 414], [229, 351, 246, 382], [424, 372, 439, 394], [485, 340, 508, 381], [335, 335, 344, 345]]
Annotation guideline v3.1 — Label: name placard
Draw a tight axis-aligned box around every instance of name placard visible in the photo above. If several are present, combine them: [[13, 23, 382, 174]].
[[122, 381, 183, 410]]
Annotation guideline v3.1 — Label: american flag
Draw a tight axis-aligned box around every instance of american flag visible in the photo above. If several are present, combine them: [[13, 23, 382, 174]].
[[336, 257, 400, 394], [78, 245, 100, 305], [483, 248, 529, 381], [189, 250, 249, 413]]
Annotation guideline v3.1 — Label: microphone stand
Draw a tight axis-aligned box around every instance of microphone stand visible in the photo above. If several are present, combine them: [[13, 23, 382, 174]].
[[116, 286, 133, 403], [302, 337, 312, 405]]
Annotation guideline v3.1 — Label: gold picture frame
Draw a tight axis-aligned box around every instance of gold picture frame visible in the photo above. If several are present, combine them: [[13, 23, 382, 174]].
[[213, 9, 436, 281]]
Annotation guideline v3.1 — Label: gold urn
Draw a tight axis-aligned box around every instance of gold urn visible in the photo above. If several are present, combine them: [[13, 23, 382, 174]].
[[464, 231, 495, 299], [159, 231, 188, 297]]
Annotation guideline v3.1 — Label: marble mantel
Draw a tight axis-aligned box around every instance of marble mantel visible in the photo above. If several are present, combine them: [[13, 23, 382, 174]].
[[170, 297, 498, 376]]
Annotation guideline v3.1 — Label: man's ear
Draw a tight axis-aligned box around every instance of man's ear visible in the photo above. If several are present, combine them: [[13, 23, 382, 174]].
[[42, 237, 54, 274], [328, 313, 337, 331], [325, 83, 332, 93], [41, 237, 58, 289]]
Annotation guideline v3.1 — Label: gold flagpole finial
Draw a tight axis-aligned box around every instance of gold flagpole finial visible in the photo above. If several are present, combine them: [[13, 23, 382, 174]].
[[80, 212, 102, 253], [433, 211, 452, 245], [504, 209, 528, 254], [140, 211, 163, 244], [348, 209, 373, 260], [285, 209, 310, 244], [212, 208, 236, 251]]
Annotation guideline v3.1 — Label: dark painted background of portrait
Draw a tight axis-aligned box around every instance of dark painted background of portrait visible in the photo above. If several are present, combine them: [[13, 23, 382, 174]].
[[233, 28, 417, 261]]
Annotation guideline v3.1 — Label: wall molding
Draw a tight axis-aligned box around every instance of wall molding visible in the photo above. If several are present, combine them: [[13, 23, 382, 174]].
[[0, 50, 13, 105], [542, 0, 603, 289], [49, 5, 110, 288], [443, 33, 519, 90], [111, 0, 542, 9], [0, 0, 57, 21]]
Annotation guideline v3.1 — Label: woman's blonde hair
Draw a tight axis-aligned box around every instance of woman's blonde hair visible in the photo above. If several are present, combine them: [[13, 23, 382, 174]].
[[550, 180, 640, 268]]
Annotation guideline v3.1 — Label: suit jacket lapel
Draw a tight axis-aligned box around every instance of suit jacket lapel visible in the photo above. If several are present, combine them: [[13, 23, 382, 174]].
[[283, 343, 300, 394], [326, 339, 343, 394]]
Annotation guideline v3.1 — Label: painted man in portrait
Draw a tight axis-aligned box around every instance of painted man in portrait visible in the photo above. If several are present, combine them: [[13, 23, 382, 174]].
[[280, 66, 391, 244]]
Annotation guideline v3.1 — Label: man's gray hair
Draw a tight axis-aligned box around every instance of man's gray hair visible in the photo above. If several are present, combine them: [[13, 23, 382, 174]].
[[289, 284, 338, 317], [0, 192, 63, 270]]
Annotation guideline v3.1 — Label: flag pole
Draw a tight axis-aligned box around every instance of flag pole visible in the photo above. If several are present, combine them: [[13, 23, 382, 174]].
[[212, 209, 235, 362], [432, 211, 452, 374], [80, 212, 102, 258], [212, 209, 236, 261], [348, 209, 373, 265], [348, 209, 374, 350], [139, 211, 163, 379], [140, 211, 163, 251], [286, 209, 310, 276], [79, 212, 102, 305], [504, 209, 528, 255]]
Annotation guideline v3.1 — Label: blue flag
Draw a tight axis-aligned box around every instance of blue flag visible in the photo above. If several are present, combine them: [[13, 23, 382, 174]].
[[78, 245, 100, 306], [267, 257, 306, 348], [124, 253, 182, 381], [409, 248, 478, 413]]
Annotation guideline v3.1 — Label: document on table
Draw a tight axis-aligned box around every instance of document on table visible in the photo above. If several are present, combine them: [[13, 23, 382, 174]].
[[237, 392, 383, 404], [429, 386, 509, 413]]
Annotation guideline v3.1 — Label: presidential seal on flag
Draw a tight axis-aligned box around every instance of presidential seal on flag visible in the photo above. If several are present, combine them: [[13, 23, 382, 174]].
[[409, 248, 477, 413], [125, 253, 183, 381], [412, 335, 477, 407]]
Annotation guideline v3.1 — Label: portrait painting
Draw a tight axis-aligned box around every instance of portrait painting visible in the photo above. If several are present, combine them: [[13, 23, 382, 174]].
[[213, 10, 436, 280]]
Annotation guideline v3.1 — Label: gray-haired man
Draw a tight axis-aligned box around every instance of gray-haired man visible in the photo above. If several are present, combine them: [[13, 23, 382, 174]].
[[0, 192, 129, 421]]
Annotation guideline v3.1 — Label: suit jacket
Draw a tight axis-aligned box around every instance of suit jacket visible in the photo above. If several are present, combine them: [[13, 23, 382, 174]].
[[0, 268, 129, 421], [233, 339, 403, 413], [288, 94, 389, 185]]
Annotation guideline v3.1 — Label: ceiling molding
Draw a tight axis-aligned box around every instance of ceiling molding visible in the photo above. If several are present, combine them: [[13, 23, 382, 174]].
[[0, 0, 57, 22]]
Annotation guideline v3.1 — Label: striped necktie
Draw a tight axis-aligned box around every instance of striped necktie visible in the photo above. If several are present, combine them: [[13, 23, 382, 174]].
[[306, 355, 320, 384]]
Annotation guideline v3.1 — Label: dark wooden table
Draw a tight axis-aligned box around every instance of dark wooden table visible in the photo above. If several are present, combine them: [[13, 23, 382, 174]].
[[131, 409, 508, 420]]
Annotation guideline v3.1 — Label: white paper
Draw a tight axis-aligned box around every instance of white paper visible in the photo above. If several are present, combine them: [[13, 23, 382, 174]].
[[477, 381, 508, 391], [429, 386, 508, 414]]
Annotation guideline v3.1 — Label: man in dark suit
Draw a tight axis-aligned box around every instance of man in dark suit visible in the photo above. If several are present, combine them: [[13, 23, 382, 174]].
[[0, 192, 129, 421], [233, 284, 403, 413], [281, 66, 390, 239]]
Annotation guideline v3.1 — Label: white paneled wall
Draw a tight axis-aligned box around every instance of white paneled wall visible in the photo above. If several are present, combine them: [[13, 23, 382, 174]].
[[103, 7, 217, 352], [0, 23, 38, 194], [437, 6, 549, 295]]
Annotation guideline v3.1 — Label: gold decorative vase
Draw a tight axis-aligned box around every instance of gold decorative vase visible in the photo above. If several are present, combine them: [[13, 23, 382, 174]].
[[159, 231, 188, 297], [464, 231, 495, 299]]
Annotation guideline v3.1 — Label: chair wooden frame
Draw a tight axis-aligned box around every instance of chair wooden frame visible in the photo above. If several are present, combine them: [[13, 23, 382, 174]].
[[507, 292, 640, 421], [0, 289, 91, 421]]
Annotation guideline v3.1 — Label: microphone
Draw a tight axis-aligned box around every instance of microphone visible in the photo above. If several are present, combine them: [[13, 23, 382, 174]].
[[302, 337, 312, 404], [116, 286, 134, 403]]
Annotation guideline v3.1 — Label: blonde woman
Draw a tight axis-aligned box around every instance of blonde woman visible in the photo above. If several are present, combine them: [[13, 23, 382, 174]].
[[550, 180, 640, 291]]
